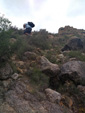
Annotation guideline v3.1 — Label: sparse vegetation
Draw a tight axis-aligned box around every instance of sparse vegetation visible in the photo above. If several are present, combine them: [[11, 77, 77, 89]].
[[0, 16, 85, 113], [0, 14, 11, 31], [64, 50, 85, 61], [27, 67, 49, 91], [58, 81, 85, 112], [29, 32, 51, 50], [44, 49, 58, 63]]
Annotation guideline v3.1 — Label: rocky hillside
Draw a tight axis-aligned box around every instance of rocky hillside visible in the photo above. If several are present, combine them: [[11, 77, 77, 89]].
[[0, 25, 85, 113]]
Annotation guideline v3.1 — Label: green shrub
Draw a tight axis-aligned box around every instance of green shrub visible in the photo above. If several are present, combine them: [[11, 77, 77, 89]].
[[0, 31, 12, 60], [29, 33, 50, 50], [45, 50, 57, 63], [27, 67, 49, 90], [11, 37, 30, 59], [0, 15, 14, 63], [9, 61, 17, 73], [0, 14, 11, 31], [58, 81, 85, 107], [65, 51, 85, 61], [52, 35, 70, 48]]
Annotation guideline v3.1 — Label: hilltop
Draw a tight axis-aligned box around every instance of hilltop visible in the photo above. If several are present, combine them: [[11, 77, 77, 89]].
[[0, 21, 85, 113]]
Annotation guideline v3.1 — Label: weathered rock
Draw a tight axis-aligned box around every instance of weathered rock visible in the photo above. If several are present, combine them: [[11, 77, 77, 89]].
[[60, 61, 85, 85], [0, 63, 13, 80], [42, 101, 73, 113], [61, 95, 73, 108], [58, 26, 77, 35], [58, 54, 64, 59], [61, 38, 83, 51], [77, 85, 85, 94], [57, 54, 65, 63], [58, 26, 85, 36], [45, 88, 62, 103], [4, 77, 73, 113], [69, 58, 77, 61], [24, 51, 37, 60], [11, 73, 19, 80], [17, 67, 24, 74], [15, 61, 25, 68], [3, 79, 12, 88], [6, 91, 35, 113], [0, 102, 16, 113], [40, 56, 60, 77]]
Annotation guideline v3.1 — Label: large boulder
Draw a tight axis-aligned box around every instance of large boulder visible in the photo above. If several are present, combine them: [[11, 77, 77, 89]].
[[39, 56, 61, 89], [60, 61, 85, 85], [0, 63, 13, 80], [40, 56, 60, 77], [61, 38, 83, 51]]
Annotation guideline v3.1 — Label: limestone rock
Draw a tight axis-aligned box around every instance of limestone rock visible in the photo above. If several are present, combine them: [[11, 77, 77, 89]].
[[58, 26, 85, 36], [40, 56, 60, 77], [60, 61, 85, 85], [0, 63, 13, 80], [11, 73, 19, 80], [4, 78, 73, 113], [45, 88, 62, 103], [58, 54, 64, 59], [0, 102, 16, 113], [3, 79, 12, 88], [24, 51, 37, 60]]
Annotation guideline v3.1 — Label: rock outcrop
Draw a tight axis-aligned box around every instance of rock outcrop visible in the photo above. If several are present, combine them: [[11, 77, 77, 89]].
[[60, 61, 85, 85], [40, 56, 60, 77], [61, 38, 83, 51], [0, 77, 72, 113], [58, 26, 85, 36]]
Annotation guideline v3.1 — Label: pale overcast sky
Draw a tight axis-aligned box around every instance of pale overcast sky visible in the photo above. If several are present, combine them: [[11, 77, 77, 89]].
[[0, 0, 85, 33]]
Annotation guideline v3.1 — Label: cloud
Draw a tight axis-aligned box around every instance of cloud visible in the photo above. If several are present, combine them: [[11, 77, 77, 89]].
[[1, 0, 31, 16], [67, 0, 85, 17], [0, 0, 85, 33]]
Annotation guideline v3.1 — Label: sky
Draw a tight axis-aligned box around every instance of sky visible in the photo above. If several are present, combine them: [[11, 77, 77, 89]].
[[0, 0, 85, 33]]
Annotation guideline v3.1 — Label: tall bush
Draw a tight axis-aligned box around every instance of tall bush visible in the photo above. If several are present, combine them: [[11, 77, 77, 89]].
[[0, 15, 12, 62], [0, 14, 11, 31]]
